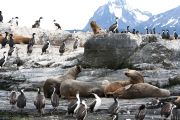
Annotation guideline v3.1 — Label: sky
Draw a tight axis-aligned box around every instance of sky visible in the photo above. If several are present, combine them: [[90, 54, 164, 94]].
[[0, 0, 180, 30]]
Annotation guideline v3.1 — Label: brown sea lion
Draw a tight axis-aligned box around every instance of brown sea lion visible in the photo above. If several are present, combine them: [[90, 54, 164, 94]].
[[108, 83, 170, 99], [90, 21, 102, 34], [0, 35, 31, 44], [43, 65, 81, 98], [174, 96, 180, 107], [104, 70, 144, 96], [60, 79, 106, 99]]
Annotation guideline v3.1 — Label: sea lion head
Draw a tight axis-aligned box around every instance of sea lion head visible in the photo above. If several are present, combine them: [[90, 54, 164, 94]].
[[124, 70, 144, 84]]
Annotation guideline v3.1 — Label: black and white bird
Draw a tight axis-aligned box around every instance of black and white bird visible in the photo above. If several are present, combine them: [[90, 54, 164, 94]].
[[1, 32, 8, 49], [0, 51, 7, 68], [108, 96, 119, 115], [29, 33, 36, 46], [53, 20, 61, 30], [145, 28, 149, 34], [9, 34, 14, 48], [166, 30, 170, 39], [161, 102, 176, 120], [8, 46, 15, 56], [89, 93, 101, 112], [132, 29, 136, 34], [135, 104, 146, 120], [59, 41, 66, 56], [162, 30, 166, 39], [17, 89, 26, 112], [51, 87, 59, 112], [67, 91, 80, 116], [9, 89, 17, 109], [34, 87, 46, 115], [73, 39, 79, 50], [108, 17, 119, 33], [174, 30, 178, 39], [76, 100, 88, 120], [27, 43, 33, 55], [41, 40, 50, 55], [13, 47, 24, 70], [126, 26, 130, 33], [32, 17, 43, 28]]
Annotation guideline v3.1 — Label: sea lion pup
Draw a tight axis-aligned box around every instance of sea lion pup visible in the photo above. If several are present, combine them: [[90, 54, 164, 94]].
[[60, 79, 106, 99], [90, 21, 102, 34], [43, 65, 81, 98], [104, 70, 144, 96], [109, 83, 170, 99]]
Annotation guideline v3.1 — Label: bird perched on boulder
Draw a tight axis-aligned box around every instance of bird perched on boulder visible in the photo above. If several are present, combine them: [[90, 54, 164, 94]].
[[32, 17, 43, 28], [34, 87, 46, 115], [53, 20, 61, 30], [174, 30, 178, 39], [108, 17, 119, 33], [108, 96, 119, 115], [162, 30, 166, 39], [9, 34, 14, 48], [9, 89, 17, 109], [73, 39, 79, 50]]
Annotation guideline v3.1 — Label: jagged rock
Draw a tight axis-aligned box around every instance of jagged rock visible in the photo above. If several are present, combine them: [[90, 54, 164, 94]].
[[83, 33, 142, 69]]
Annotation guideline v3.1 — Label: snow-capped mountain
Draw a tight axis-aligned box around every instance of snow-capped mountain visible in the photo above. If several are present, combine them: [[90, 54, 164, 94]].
[[135, 6, 180, 34], [83, 0, 152, 31]]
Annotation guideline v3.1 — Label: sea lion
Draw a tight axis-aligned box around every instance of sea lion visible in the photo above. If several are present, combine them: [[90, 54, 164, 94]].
[[0, 35, 31, 44], [104, 70, 144, 96], [90, 21, 102, 34], [43, 65, 81, 98], [108, 83, 170, 99], [174, 96, 180, 108], [60, 79, 106, 99]]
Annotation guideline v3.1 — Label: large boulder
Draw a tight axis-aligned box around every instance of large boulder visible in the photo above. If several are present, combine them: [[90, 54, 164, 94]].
[[83, 33, 142, 69]]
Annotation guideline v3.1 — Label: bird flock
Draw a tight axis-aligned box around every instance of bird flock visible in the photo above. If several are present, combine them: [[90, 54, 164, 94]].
[[8, 89, 179, 120]]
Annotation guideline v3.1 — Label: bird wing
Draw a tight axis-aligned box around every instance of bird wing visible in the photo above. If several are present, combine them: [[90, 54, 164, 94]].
[[76, 104, 87, 119]]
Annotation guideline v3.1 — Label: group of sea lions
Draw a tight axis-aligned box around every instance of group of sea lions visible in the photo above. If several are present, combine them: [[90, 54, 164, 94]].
[[43, 65, 170, 99]]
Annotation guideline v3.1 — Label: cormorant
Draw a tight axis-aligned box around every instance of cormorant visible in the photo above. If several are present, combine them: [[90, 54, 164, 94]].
[[0, 51, 7, 68], [51, 87, 59, 112], [41, 40, 50, 55], [17, 89, 26, 112], [67, 92, 80, 116], [76, 100, 88, 120], [108, 96, 119, 115], [53, 20, 61, 30], [1, 32, 8, 49], [34, 87, 46, 115], [32, 17, 43, 28], [73, 39, 78, 50], [161, 102, 176, 120], [166, 30, 170, 39], [59, 41, 66, 56], [9, 34, 14, 48], [9, 89, 17, 109], [174, 30, 178, 39], [145, 28, 149, 34], [161, 30, 166, 39], [0, 11, 3, 22], [108, 17, 119, 33], [135, 104, 146, 120]]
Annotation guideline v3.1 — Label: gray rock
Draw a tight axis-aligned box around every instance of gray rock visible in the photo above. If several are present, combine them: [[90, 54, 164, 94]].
[[83, 33, 142, 69]]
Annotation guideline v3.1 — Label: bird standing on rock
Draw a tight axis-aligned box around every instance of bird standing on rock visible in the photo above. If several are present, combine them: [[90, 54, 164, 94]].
[[73, 39, 79, 50], [53, 20, 61, 30], [135, 104, 146, 120], [9, 34, 14, 48], [17, 89, 26, 113], [76, 100, 88, 120], [34, 87, 46, 115], [59, 41, 66, 56], [161, 102, 176, 120], [9, 89, 17, 109], [0, 51, 7, 68], [108, 17, 119, 33], [8, 46, 15, 56], [108, 96, 119, 115], [51, 87, 59, 112], [1, 32, 8, 49], [67, 91, 80, 116], [41, 40, 50, 55]]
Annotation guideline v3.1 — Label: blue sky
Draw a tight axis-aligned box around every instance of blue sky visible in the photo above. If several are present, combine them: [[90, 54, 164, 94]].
[[0, 0, 180, 30]]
